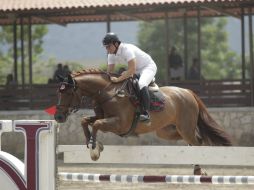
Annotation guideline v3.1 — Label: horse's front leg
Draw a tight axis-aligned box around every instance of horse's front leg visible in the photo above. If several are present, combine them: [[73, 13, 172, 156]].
[[89, 116, 120, 161], [81, 116, 98, 147]]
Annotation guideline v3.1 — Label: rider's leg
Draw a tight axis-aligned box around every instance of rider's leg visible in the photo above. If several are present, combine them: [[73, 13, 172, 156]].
[[139, 86, 150, 121], [138, 67, 156, 122]]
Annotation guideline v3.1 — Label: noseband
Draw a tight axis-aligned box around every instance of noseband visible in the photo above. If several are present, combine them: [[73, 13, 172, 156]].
[[57, 86, 83, 114]]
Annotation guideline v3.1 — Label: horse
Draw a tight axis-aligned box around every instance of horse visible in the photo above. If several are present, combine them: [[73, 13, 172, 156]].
[[54, 68, 233, 175]]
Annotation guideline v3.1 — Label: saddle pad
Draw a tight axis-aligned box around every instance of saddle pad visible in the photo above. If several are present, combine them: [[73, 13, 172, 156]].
[[149, 90, 165, 112]]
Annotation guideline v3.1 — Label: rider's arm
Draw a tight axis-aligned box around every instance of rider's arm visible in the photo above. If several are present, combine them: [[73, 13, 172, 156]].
[[116, 59, 136, 82], [111, 45, 136, 82]]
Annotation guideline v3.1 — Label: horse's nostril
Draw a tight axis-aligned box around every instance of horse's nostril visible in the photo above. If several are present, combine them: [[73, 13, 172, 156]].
[[54, 113, 65, 122]]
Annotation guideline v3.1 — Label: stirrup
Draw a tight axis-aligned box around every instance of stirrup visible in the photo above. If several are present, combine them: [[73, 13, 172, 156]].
[[139, 112, 150, 122], [116, 89, 125, 97]]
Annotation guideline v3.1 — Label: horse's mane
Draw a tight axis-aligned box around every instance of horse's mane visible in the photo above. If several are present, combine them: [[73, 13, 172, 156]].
[[71, 68, 119, 78]]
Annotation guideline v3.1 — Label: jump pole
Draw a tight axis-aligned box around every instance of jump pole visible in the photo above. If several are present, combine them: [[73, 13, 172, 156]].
[[59, 172, 254, 185]]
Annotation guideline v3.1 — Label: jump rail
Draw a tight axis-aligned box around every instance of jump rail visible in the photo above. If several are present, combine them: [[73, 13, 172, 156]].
[[58, 145, 254, 166], [59, 172, 254, 184]]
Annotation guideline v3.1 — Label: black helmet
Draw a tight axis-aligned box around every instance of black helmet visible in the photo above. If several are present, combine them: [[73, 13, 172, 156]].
[[102, 33, 120, 46]]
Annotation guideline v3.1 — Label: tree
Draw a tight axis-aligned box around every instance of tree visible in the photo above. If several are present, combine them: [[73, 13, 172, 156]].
[[0, 24, 48, 84], [138, 17, 241, 82]]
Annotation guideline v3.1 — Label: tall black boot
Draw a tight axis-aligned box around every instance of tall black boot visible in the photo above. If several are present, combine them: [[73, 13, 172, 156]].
[[140, 86, 150, 122]]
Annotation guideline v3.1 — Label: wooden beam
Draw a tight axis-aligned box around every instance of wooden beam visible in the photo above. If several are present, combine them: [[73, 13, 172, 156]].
[[20, 17, 25, 87], [115, 12, 148, 22], [197, 7, 201, 80], [165, 12, 170, 84], [28, 17, 33, 108], [241, 8, 246, 80], [13, 20, 18, 82], [106, 14, 111, 32], [183, 11, 188, 80], [33, 16, 67, 26], [248, 9, 254, 106], [201, 5, 241, 19]]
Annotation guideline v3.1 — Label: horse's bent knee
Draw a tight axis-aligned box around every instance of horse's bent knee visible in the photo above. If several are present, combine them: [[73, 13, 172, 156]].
[[81, 117, 90, 126], [93, 120, 103, 129]]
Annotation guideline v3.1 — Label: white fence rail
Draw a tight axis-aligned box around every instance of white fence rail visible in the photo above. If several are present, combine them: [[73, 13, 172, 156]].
[[58, 145, 254, 166]]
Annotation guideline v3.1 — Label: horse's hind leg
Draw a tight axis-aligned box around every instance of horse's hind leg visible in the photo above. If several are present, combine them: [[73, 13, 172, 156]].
[[156, 125, 182, 141], [176, 118, 208, 175], [175, 110, 202, 146]]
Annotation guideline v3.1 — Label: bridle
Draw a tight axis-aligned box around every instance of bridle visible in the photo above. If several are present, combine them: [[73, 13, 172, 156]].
[[56, 82, 83, 115], [56, 72, 129, 113]]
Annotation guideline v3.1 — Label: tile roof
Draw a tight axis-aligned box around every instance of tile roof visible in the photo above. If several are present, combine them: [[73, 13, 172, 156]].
[[0, 0, 252, 24], [0, 0, 249, 11]]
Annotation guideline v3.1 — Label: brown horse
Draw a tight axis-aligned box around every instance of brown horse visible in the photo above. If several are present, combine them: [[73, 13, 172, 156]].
[[54, 69, 232, 174]]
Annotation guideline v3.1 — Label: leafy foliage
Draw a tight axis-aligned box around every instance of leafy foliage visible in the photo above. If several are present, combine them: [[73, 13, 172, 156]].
[[0, 25, 48, 84], [137, 17, 241, 81]]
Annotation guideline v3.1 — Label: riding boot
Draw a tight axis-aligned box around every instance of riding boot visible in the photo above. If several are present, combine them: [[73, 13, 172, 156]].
[[139, 86, 150, 122]]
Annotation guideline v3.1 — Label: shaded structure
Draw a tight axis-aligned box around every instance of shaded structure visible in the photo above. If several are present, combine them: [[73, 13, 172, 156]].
[[0, 0, 254, 109]]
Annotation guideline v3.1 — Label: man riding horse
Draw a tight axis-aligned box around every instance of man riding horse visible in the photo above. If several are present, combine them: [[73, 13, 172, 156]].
[[102, 33, 158, 122], [54, 33, 232, 174]]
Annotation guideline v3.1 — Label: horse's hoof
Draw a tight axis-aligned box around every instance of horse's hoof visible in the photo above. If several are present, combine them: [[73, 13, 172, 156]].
[[193, 168, 208, 176], [89, 143, 101, 161], [201, 170, 208, 176], [91, 154, 100, 161]]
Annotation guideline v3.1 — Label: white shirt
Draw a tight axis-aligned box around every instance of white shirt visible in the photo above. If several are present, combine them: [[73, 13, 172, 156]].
[[107, 43, 156, 74]]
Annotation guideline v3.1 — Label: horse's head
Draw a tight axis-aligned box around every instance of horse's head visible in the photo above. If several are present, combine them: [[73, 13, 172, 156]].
[[54, 74, 81, 123]]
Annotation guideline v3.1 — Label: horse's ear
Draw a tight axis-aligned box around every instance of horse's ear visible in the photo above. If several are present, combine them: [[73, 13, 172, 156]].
[[56, 74, 64, 82]]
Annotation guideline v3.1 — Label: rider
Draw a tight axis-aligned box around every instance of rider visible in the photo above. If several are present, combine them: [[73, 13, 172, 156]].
[[102, 32, 157, 122]]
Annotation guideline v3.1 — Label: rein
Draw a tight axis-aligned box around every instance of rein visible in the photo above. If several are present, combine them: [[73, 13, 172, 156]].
[[57, 71, 126, 114], [93, 79, 129, 108], [57, 88, 83, 114]]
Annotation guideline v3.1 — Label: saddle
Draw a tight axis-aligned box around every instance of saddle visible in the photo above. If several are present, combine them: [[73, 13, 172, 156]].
[[116, 75, 166, 137], [118, 75, 165, 112]]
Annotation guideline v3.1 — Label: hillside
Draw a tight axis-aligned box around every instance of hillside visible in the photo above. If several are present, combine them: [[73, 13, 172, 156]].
[[41, 18, 244, 68]]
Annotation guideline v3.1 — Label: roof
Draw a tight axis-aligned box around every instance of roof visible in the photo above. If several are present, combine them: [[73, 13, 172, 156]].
[[0, 0, 253, 25], [0, 0, 250, 11]]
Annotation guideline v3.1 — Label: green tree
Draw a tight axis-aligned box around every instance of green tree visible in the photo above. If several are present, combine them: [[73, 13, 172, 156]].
[[138, 17, 240, 81], [201, 18, 241, 79], [33, 58, 86, 84], [0, 24, 48, 84]]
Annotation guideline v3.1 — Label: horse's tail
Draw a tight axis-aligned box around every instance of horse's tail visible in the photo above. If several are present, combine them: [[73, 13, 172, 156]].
[[189, 90, 233, 146]]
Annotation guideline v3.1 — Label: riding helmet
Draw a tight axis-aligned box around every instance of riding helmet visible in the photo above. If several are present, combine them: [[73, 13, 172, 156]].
[[102, 33, 120, 45]]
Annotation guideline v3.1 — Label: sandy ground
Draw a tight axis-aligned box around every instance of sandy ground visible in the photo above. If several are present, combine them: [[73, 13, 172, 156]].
[[57, 163, 254, 190]]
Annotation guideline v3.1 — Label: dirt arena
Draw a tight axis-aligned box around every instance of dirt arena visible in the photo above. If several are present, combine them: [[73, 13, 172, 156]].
[[58, 163, 254, 190]]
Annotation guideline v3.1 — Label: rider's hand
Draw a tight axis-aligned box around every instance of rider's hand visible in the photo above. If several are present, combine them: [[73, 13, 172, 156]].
[[110, 76, 120, 83]]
